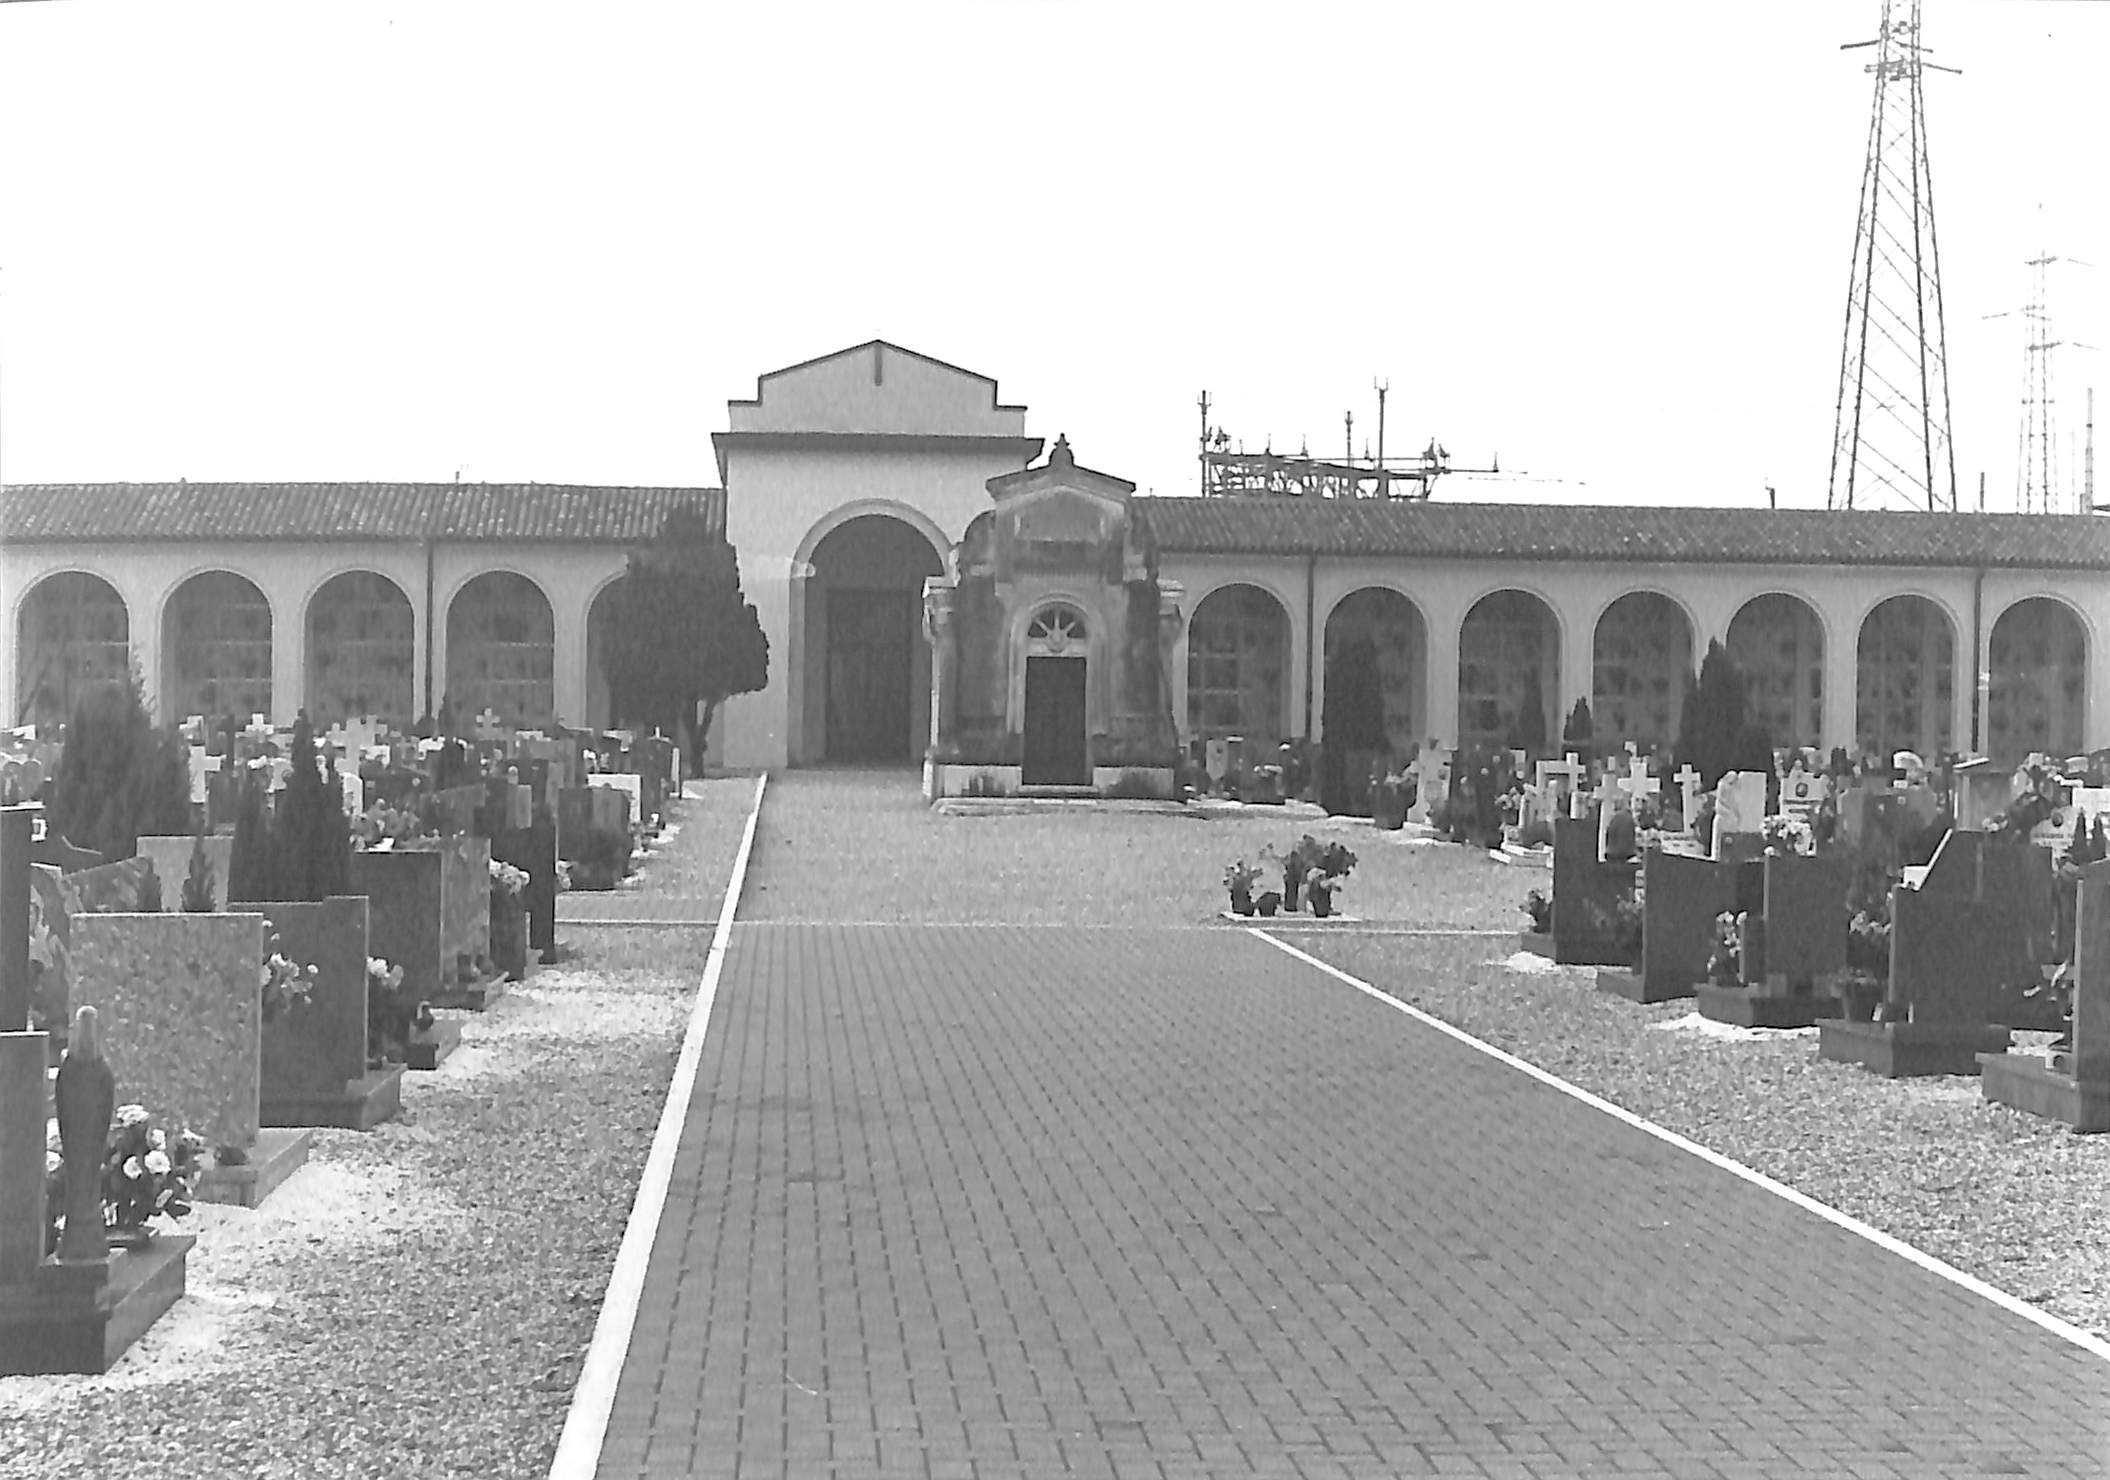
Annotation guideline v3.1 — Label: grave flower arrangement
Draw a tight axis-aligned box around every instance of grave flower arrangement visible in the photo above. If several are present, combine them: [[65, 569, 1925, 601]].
[[490, 859, 530, 899], [1708, 911, 1744, 986], [1222, 858, 1263, 916], [351, 801, 425, 851], [1297, 834, 1358, 918], [1760, 812, 1814, 857], [1520, 888, 1553, 935], [260, 933, 318, 1023], [365, 954, 421, 1066], [47, 1105, 207, 1252]]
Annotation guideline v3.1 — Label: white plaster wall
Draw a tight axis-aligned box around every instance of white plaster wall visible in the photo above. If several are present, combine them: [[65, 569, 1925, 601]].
[[1158, 549, 2110, 757], [4, 539, 630, 732]]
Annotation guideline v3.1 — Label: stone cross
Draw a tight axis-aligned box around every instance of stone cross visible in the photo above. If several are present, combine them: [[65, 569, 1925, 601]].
[[187, 745, 222, 806], [1674, 764, 1704, 828], [1619, 756, 1660, 812], [345, 716, 381, 754], [1536, 756, 1583, 813], [474, 708, 507, 744], [243, 713, 274, 746]]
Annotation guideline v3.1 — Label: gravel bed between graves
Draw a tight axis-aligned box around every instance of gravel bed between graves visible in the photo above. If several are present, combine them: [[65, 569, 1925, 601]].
[[743, 770, 1520, 928], [0, 878, 738, 1476], [1280, 931, 2110, 1344]]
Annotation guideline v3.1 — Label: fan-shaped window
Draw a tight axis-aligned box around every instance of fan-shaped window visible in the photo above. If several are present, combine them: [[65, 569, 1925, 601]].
[[1027, 607, 1087, 656]]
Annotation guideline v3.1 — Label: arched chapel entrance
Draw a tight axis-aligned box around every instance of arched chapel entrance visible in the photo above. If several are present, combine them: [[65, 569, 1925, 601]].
[[802, 513, 945, 764]]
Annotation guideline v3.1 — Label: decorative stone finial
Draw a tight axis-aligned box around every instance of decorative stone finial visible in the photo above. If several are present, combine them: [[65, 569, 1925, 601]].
[[1048, 435, 1074, 470]]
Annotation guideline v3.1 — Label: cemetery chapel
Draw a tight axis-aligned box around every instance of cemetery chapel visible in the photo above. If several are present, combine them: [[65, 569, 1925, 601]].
[[3, 339, 2106, 782]]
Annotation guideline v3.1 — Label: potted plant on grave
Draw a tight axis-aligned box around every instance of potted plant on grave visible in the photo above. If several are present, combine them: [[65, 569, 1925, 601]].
[[489, 859, 531, 978], [1841, 906, 1891, 1022], [1708, 911, 1744, 987], [364, 955, 423, 1067], [1222, 858, 1263, 917], [1520, 888, 1553, 936], [1372, 769, 1410, 831], [1300, 835, 1358, 918], [1265, 841, 1305, 913]]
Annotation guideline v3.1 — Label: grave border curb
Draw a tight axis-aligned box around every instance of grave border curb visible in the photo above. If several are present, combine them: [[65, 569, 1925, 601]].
[[1251, 927, 2110, 1367], [546, 770, 769, 1480]]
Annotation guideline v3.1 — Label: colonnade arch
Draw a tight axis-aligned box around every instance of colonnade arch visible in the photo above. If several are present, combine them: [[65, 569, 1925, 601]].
[[305, 571, 415, 726], [1591, 591, 1692, 754], [1855, 594, 1955, 760], [1726, 593, 1825, 751], [1456, 589, 1558, 755], [445, 571, 555, 728], [1987, 597, 2088, 763], [164, 570, 273, 722], [1321, 586, 1426, 762], [801, 513, 945, 764], [15, 572, 130, 731], [1186, 583, 1292, 753]]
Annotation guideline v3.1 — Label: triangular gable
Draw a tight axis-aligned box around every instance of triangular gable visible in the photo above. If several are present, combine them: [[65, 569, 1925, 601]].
[[727, 341, 1027, 437]]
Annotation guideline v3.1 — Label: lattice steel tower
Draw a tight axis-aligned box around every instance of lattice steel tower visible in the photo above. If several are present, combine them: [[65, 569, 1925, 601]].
[[1827, 0, 1961, 512]]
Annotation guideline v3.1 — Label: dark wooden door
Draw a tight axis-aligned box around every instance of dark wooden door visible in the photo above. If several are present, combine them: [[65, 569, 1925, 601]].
[[825, 590, 913, 761], [1022, 657, 1088, 786]]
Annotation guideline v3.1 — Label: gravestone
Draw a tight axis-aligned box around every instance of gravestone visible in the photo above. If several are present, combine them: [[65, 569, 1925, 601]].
[[1552, 812, 1637, 967], [1980, 859, 2110, 1131], [1778, 764, 1830, 824], [349, 835, 498, 1008], [1695, 853, 1846, 1029], [1952, 759, 2013, 833], [1711, 771, 1768, 859], [1596, 849, 1740, 1003], [68, 910, 312, 1207], [258, 897, 402, 1130]]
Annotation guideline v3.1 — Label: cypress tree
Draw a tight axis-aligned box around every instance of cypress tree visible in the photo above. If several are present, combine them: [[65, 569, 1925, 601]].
[[227, 771, 269, 905], [1561, 698, 1594, 763], [1679, 639, 1748, 791]]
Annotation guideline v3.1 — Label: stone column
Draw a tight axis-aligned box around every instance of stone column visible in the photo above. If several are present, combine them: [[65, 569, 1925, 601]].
[[1157, 581, 1186, 759], [1423, 612, 1463, 753], [924, 579, 957, 757], [1820, 604, 1859, 758]]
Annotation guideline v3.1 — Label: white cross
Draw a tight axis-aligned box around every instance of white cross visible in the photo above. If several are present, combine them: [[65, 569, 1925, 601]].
[[187, 746, 222, 806], [1674, 764, 1704, 826], [1620, 756, 1660, 809], [475, 707, 506, 742], [244, 713, 273, 743]]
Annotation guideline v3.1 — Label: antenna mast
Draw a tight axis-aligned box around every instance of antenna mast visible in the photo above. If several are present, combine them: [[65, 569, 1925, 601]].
[[1827, 0, 1961, 512]]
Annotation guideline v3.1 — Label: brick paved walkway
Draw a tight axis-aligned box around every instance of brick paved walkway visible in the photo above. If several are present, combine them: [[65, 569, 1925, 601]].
[[591, 912, 2110, 1479]]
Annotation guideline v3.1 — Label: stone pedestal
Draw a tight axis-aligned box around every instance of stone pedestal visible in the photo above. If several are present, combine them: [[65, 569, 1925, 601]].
[[1819, 1019, 2012, 1078], [0, 1234, 195, 1375]]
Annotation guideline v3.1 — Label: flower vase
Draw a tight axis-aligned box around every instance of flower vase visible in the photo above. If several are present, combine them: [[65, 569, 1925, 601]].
[[1255, 892, 1281, 918], [1309, 885, 1334, 919]]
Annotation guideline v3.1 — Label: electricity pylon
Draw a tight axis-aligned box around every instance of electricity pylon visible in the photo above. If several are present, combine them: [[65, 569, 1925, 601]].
[[1827, 0, 1961, 512]]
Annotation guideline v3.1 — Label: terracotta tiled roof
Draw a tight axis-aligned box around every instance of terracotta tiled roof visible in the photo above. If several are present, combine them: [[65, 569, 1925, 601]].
[[0, 482, 724, 544], [1137, 496, 2110, 570]]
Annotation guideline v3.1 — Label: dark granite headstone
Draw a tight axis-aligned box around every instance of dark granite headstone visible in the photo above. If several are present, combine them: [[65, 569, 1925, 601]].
[[492, 820, 557, 957], [1640, 851, 1739, 997], [1552, 812, 1637, 966], [1757, 854, 1850, 989], [259, 897, 370, 1101]]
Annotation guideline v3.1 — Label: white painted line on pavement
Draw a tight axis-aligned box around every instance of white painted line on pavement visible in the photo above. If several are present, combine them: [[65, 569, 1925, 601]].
[[548, 771, 770, 1480], [1252, 928, 2110, 1367]]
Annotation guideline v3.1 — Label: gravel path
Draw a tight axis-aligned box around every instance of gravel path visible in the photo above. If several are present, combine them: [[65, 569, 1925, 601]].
[[1281, 932, 2110, 1345], [743, 770, 1520, 928], [0, 791, 756, 1479]]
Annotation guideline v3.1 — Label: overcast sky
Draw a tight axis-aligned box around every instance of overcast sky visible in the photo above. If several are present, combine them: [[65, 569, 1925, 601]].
[[1, 1, 2105, 514]]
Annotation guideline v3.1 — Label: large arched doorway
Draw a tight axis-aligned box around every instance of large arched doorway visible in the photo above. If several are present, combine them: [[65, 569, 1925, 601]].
[[445, 571, 554, 729], [1592, 592, 1692, 755], [164, 571, 272, 722], [1186, 584, 1291, 754], [1856, 595, 1955, 760], [1457, 589, 1558, 756], [306, 571, 415, 726], [16, 572, 130, 730], [1726, 593, 1825, 751], [1987, 597, 2087, 764], [804, 514, 944, 764]]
